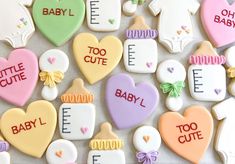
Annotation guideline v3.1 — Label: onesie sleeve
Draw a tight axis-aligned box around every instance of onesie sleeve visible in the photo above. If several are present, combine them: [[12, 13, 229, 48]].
[[187, 0, 200, 15], [212, 98, 235, 120], [148, 0, 162, 16]]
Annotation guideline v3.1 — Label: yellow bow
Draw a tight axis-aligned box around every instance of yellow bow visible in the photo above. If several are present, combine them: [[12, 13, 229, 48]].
[[39, 71, 64, 88], [227, 67, 235, 78]]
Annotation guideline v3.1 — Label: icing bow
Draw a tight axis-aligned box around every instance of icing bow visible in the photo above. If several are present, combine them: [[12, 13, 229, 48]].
[[132, 0, 145, 4], [39, 71, 64, 88], [160, 81, 185, 97], [136, 151, 159, 164], [227, 67, 235, 78]]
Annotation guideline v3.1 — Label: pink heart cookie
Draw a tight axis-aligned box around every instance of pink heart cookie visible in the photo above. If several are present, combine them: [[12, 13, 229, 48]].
[[0, 49, 38, 106]]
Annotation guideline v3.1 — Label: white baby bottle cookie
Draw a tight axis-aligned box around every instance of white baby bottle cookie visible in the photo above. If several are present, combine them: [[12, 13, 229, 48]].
[[156, 59, 186, 111], [59, 78, 96, 140], [0, 0, 35, 48], [124, 16, 158, 73], [39, 49, 69, 101], [86, 0, 121, 31], [225, 46, 235, 96], [133, 126, 161, 164], [148, 0, 200, 53], [188, 41, 226, 101], [212, 98, 235, 164], [87, 122, 125, 164], [0, 137, 10, 164], [123, 0, 145, 16]]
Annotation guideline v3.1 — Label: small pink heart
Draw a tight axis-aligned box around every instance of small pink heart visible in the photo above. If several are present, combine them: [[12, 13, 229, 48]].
[[48, 57, 56, 64], [80, 127, 88, 134], [146, 62, 153, 68]]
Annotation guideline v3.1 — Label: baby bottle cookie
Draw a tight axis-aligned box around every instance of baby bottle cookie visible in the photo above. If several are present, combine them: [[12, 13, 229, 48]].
[[156, 59, 186, 111], [87, 122, 125, 164], [59, 78, 96, 140], [225, 46, 235, 96], [0, 0, 35, 48], [123, 0, 145, 16], [39, 49, 69, 101], [124, 16, 158, 73], [0, 137, 10, 164], [133, 126, 161, 164], [188, 41, 226, 101]]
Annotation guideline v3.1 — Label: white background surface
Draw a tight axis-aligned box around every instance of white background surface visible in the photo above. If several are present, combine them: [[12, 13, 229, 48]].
[[0, 0, 230, 163]]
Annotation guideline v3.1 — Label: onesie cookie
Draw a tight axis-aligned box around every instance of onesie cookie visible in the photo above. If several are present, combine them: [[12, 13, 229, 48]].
[[39, 49, 69, 101], [149, 0, 200, 53], [124, 16, 158, 73], [59, 78, 96, 140], [86, 0, 121, 31], [188, 41, 226, 101], [225, 46, 235, 96], [157, 59, 186, 111], [133, 126, 161, 164], [123, 0, 145, 16], [87, 122, 125, 164], [0, 0, 35, 48]]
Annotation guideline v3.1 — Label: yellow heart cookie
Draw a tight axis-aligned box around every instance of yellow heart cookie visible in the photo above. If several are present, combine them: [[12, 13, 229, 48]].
[[73, 33, 123, 84], [0, 100, 57, 158]]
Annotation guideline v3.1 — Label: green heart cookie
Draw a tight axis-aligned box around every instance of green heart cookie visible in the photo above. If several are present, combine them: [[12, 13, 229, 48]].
[[33, 0, 85, 46]]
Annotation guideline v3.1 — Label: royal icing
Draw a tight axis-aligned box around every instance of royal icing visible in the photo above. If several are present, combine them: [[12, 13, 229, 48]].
[[33, 0, 85, 46], [0, 49, 38, 106], [73, 33, 123, 84], [122, 0, 145, 16], [59, 78, 96, 140], [159, 106, 213, 163], [149, 0, 200, 53], [87, 122, 125, 164], [39, 49, 69, 101], [124, 16, 158, 73], [106, 73, 159, 129], [188, 41, 226, 101], [0, 152, 10, 164], [225, 46, 235, 96], [156, 59, 186, 111]]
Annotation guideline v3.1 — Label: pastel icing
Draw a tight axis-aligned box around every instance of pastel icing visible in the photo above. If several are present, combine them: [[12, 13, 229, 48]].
[[225, 46, 235, 96]]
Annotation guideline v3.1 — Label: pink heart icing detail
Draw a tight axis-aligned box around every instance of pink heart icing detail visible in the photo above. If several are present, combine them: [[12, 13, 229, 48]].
[[48, 57, 56, 64], [80, 127, 88, 134], [146, 62, 153, 68], [0, 49, 39, 106]]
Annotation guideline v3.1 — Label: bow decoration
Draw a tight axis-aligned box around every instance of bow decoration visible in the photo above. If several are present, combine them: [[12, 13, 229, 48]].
[[227, 67, 235, 78], [136, 151, 159, 164], [131, 0, 145, 5], [160, 81, 185, 97], [39, 71, 64, 88]]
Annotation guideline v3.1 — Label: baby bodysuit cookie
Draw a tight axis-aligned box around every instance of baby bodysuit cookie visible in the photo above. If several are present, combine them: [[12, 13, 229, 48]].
[[225, 46, 235, 96], [59, 78, 96, 140], [0, 0, 35, 48], [124, 16, 158, 73], [188, 41, 226, 101], [87, 122, 125, 164], [149, 0, 200, 53]]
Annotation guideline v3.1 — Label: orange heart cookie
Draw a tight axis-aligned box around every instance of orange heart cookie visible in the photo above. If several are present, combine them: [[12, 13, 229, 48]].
[[0, 100, 57, 158], [158, 106, 213, 163]]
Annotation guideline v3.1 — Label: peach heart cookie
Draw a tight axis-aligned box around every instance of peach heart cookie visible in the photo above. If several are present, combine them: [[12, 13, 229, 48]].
[[225, 46, 235, 96], [39, 49, 69, 101], [0, 100, 57, 158], [158, 106, 213, 163], [87, 122, 125, 164], [46, 139, 77, 164], [157, 59, 186, 111], [188, 41, 226, 101], [73, 33, 123, 84], [133, 126, 161, 164], [123, 16, 158, 73], [59, 78, 95, 140]]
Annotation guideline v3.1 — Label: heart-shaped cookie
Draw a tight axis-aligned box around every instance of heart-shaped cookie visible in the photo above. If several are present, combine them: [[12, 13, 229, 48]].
[[73, 33, 123, 84], [33, 0, 85, 46], [0, 49, 38, 106], [106, 73, 159, 129], [201, 0, 235, 47], [158, 106, 213, 163], [0, 100, 57, 158]]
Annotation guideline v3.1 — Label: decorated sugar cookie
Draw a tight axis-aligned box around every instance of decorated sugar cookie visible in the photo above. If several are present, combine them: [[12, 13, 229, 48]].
[[39, 49, 69, 101], [159, 106, 213, 163], [188, 41, 226, 101], [0, 137, 10, 164], [0, 100, 57, 158], [86, 0, 121, 31], [201, 0, 235, 47], [212, 98, 235, 164], [149, 0, 200, 53], [106, 73, 159, 129], [46, 139, 77, 164], [123, 0, 145, 16], [73, 33, 123, 84], [87, 122, 125, 164], [156, 59, 186, 111], [124, 16, 158, 73], [33, 0, 85, 46], [133, 126, 161, 164], [0, 0, 35, 48], [0, 49, 38, 106], [59, 78, 96, 140], [225, 46, 235, 96]]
